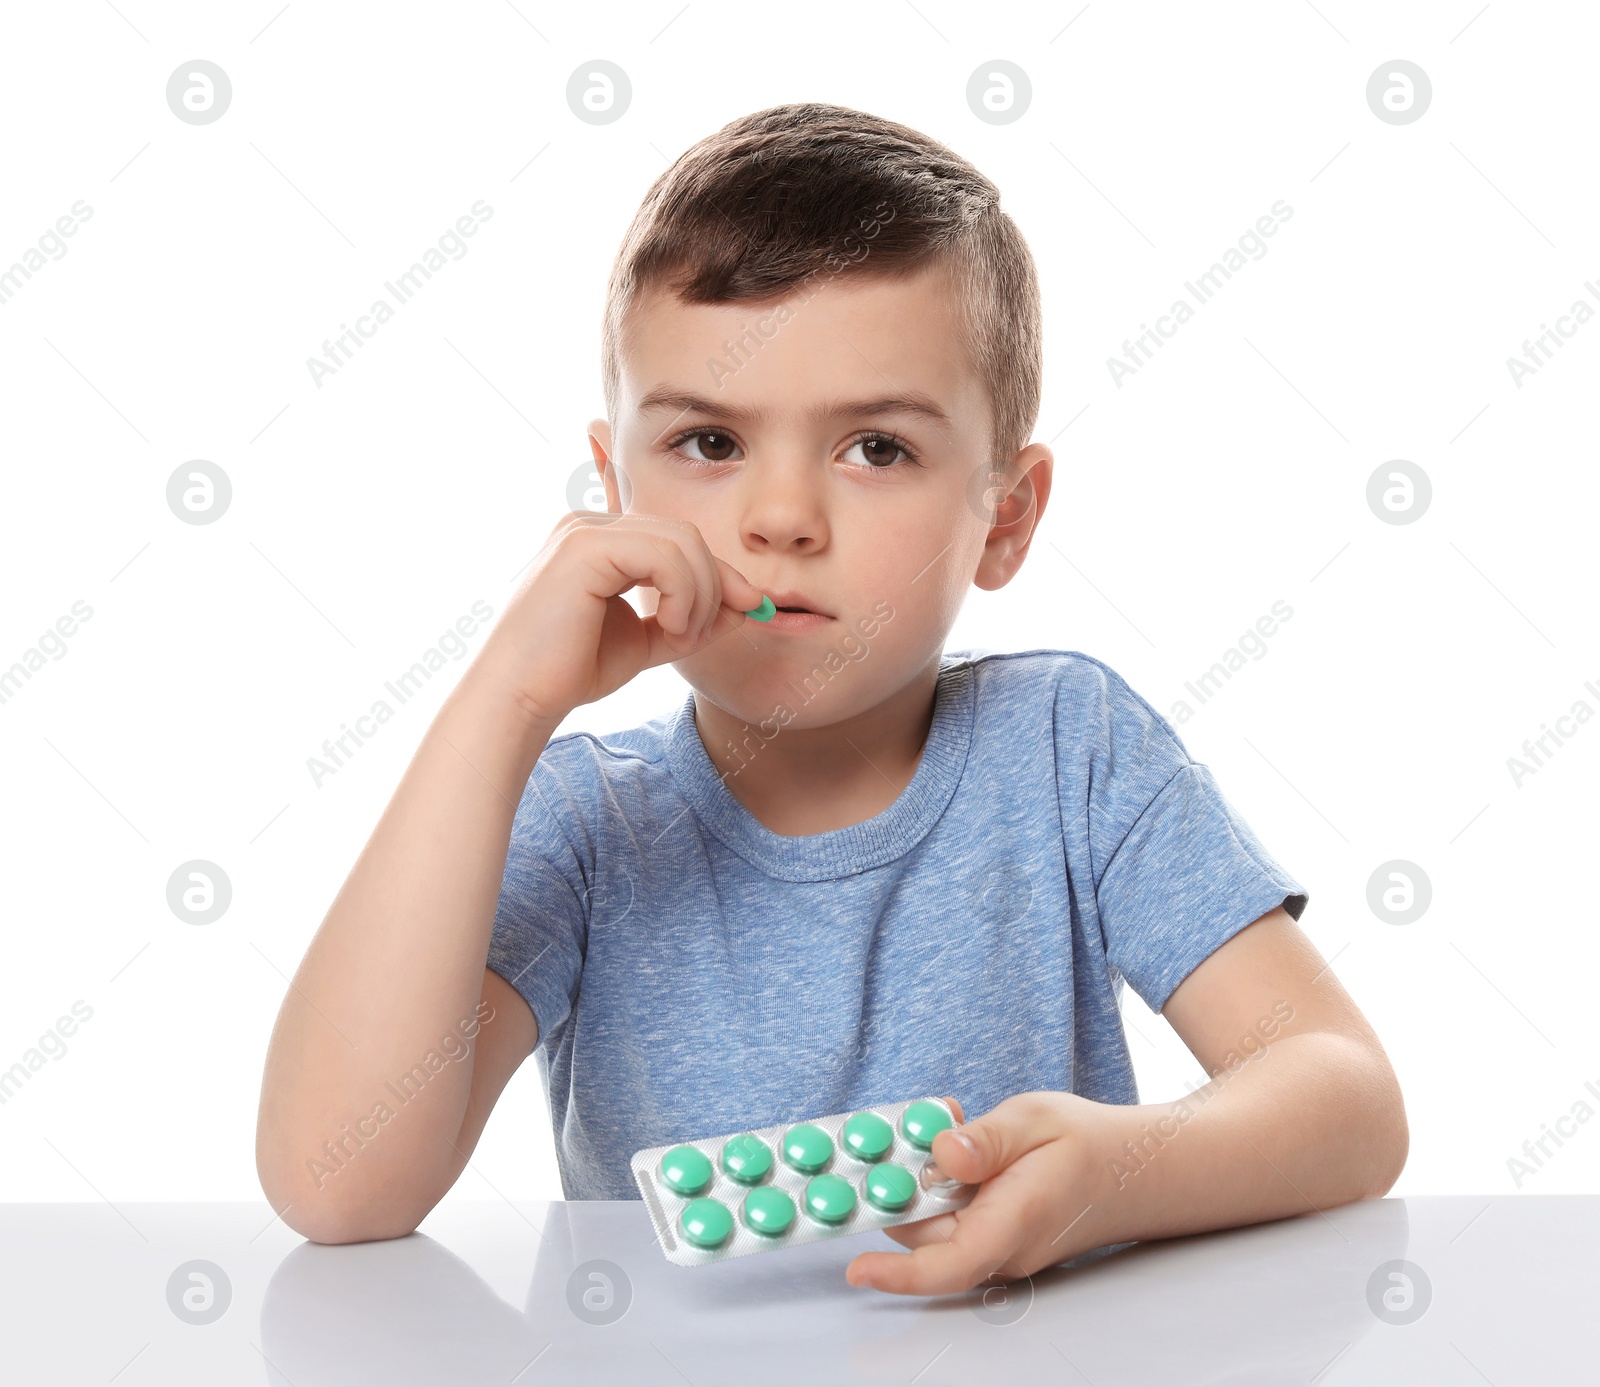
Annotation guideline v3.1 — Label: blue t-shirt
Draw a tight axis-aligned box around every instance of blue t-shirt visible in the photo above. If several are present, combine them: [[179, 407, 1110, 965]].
[[487, 647, 1308, 1201]]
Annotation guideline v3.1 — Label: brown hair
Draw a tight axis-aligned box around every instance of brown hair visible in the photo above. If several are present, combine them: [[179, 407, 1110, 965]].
[[600, 102, 1042, 465]]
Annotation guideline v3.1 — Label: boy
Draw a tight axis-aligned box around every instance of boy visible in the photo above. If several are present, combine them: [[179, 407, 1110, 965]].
[[256, 103, 1407, 1297]]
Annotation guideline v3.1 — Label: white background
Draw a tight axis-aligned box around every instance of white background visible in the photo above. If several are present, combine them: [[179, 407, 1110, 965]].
[[1, 0, 1595, 1209]]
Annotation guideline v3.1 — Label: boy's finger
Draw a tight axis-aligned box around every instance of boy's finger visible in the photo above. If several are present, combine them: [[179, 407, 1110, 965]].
[[589, 528, 710, 652], [847, 1188, 1030, 1295], [645, 532, 719, 646], [880, 1211, 959, 1249], [636, 611, 705, 670], [699, 599, 750, 644], [708, 554, 767, 616]]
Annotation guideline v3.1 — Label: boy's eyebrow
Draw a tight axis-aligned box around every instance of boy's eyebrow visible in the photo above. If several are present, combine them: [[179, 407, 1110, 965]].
[[636, 388, 954, 430]]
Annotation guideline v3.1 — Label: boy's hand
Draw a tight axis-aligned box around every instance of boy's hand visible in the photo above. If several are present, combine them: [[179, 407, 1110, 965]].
[[845, 1091, 1118, 1296], [479, 511, 766, 728]]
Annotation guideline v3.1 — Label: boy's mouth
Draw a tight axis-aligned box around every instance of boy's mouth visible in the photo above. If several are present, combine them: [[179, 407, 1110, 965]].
[[764, 590, 831, 617], [762, 608, 833, 631]]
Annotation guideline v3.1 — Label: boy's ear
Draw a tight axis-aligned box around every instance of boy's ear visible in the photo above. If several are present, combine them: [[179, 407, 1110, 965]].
[[973, 442, 1052, 592], [587, 418, 624, 515]]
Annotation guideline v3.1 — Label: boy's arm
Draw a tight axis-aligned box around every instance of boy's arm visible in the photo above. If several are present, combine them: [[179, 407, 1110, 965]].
[[438, 966, 540, 1184], [845, 905, 1409, 1295], [254, 672, 555, 1244], [254, 511, 754, 1243]]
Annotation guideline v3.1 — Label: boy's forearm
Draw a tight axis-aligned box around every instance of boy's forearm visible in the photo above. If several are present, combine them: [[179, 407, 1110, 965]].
[[1058, 1032, 1408, 1262], [255, 662, 558, 1235]]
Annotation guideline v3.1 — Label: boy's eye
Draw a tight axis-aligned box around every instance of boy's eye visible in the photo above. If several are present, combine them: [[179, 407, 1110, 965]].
[[675, 430, 742, 464], [667, 429, 918, 471], [842, 434, 914, 470]]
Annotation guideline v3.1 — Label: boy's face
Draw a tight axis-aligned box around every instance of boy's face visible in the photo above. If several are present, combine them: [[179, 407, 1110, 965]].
[[589, 260, 1050, 730]]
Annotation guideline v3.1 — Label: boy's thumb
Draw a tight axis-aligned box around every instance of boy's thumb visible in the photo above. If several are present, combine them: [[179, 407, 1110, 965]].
[[931, 1122, 992, 1184], [930, 1094, 1040, 1184]]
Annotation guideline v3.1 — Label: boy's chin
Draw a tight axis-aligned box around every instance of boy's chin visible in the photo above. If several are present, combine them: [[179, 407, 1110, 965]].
[[682, 660, 869, 730]]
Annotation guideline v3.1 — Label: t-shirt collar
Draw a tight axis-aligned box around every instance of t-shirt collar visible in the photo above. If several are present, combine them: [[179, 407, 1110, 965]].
[[662, 655, 976, 881]]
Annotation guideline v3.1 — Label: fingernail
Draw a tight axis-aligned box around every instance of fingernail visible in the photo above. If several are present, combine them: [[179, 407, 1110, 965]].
[[951, 1131, 977, 1160]]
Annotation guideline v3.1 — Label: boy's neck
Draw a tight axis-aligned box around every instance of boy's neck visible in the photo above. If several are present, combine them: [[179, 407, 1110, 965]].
[[691, 654, 943, 837]]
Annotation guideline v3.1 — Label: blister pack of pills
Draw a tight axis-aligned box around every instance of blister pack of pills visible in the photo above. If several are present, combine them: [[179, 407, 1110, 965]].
[[631, 1096, 976, 1267]]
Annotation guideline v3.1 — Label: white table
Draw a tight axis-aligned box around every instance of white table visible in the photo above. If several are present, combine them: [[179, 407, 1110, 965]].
[[0, 1196, 1585, 1384]]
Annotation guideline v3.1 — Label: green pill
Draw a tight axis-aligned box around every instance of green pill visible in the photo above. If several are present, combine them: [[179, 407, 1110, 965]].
[[900, 1100, 953, 1151], [720, 1133, 773, 1184], [841, 1111, 895, 1162], [679, 1196, 734, 1249], [864, 1162, 918, 1212], [742, 1186, 796, 1237], [745, 595, 776, 622], [659, 1144, 713, 1196], [803, 1173, 857, 1224], [781, 1122, 834, 1173]]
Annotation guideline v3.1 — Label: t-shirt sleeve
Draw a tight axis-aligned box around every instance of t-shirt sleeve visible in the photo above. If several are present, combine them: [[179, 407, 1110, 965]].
[[485, 742, 593, 1050], [1065, 658, 1309, 1014]]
